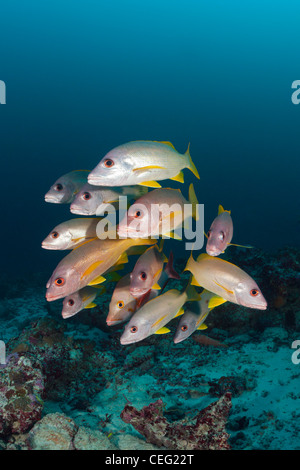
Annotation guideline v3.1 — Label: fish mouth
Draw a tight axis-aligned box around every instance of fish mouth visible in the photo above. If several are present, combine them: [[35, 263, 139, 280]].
[[106, 319, 122, 326], [117, 226, 147, 239], [120, 336, 134, 345], [45, 195, 61, 203], [248, 303, 267, 310], [62, 312, 76, 319], [88, 174, 103, 186], [70, 205, 90, 215], [206, 249, 220, 257], [130, 288, 148, 298], [46, 292, 64, 302], [41, 242, 58, 250], [173, 336, 185, 344]]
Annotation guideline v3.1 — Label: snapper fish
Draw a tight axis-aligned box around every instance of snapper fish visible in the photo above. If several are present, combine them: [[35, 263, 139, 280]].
[[107, 252, 179, 326], [120, 281, 201, 345], [88, 141, 200, 188], [45, 170, 89, 204], [70, 183, 148, 216], [184, 253, 267, 310], [46, 237, 157, 302], [206, 205, 252, 256], [62, 285, 105, 319], [106, 274, 156, 326], [118, 184, 199, 239], [206, 205, 233, 256], [130, 244, 180, 298], [42, 218, 101, 250], [174, 289, 227, 344]]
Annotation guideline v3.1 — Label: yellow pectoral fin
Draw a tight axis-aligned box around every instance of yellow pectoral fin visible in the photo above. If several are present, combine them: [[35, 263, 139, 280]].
[[170, 171, 184, 183], [85, 302, 97, 309], [174, 307, 184, 318], [213, 280, 234, 295], [81, 260, 104, 280], [133, 165, 166, 172], [197, 323, 208, 330], [208, 296, 227, 310], [152, 282, 161, 290], [88, 275, 106, 285], [72, 237, 98, 251], [138, 180, 162, 188], [155, 327, 171, 334]]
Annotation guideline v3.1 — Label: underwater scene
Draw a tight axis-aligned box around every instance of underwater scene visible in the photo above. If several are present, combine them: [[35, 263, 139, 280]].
[[0, 1, 300, 453]]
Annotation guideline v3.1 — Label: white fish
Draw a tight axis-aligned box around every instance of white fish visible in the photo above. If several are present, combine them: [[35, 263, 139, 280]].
[[88, 141, 200, 188]]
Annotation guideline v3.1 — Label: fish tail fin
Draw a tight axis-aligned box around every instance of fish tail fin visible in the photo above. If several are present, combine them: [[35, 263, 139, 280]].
[[164, 251, 180, 280], [188, 183, 199, 221], [185, 143, 200, 179], [185, 276, 202, 302]]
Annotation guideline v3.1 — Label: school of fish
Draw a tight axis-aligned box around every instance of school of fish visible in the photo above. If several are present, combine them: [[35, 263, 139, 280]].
[[43, 140, 267, 345]]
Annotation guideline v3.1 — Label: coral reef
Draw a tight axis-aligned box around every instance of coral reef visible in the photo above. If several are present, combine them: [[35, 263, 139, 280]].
[[120, 393, 232, 450], [0, 247, 299, 450], [0, 353, 44, 436]]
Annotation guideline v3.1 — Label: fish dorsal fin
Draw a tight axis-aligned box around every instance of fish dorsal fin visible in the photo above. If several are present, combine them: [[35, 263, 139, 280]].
[[218, 204, 231, 215], [155, 141, 176, 150], [208, 296, 227, 310], [155, 327, 171, 334]]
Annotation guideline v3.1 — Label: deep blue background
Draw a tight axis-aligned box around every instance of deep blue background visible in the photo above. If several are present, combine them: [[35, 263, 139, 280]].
[[0, 0, 300, 277]]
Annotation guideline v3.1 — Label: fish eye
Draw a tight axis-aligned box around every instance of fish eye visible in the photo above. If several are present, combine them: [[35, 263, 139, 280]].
[[250, 289, 259, 297], [130, 326, 138, 333], [83, 192, 91, 200], [103, 159, 114, 168], [219, 231, 225, 241], [207, 230, 211, 238], [140, 272, 147, 281], [117, 300, 124, 309], [54, 183, 63, 191], [68, 299, 75, 306], [51, 231, 59, 239], [181, 325, 188, 332], [134, 210, 143, 218], [54, 277, 65, 287]]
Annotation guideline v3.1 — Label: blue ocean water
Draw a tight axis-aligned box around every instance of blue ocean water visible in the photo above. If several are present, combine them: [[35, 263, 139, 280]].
[[0, 0, 300, 276], [0, 1, 300, 451]]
